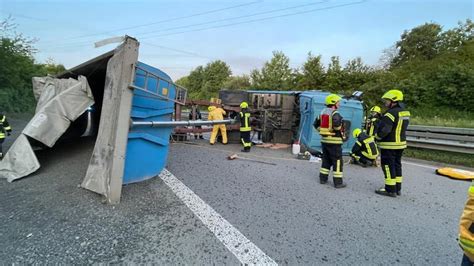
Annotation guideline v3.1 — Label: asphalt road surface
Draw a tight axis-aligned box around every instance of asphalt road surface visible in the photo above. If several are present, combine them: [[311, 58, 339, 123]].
[[0, 118, 470, 264]]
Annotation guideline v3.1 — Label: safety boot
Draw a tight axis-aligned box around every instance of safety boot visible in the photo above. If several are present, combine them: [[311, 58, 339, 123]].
[[333, 178, 346, 188], [396, 183, 402, 196], [375, 188, 396, 197]]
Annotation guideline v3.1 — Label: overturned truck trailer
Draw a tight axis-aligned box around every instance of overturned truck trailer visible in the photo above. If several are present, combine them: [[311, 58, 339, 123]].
[[0, 37, 197, 203]]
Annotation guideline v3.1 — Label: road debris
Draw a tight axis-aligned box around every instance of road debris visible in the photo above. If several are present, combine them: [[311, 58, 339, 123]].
[[227, 153, 276, 166]]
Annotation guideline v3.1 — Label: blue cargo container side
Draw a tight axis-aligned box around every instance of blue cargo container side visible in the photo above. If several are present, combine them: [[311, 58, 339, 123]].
[[123, 62, 176, 184], [298, 91, 364, 155]]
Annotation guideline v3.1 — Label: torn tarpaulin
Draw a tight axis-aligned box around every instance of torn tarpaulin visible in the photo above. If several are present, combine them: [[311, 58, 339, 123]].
[[0, 75, 94, 182]]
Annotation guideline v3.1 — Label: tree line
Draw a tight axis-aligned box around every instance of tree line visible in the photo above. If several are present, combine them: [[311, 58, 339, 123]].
[[176, 19, 474, 112], [0, 18, 65, 113], [1, 17, 472, 113]]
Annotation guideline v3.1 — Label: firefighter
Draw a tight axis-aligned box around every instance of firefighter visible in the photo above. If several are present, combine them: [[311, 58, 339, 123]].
[[313, 94, 346, 188], [0, 112, 12, 159], [208, 105, 228, 145], [459, 182, 474, 265], [239, 102, 252, 152], [350, 128, 379, 167], [365, 105, 381, 137], [375, 89, 410, 197]]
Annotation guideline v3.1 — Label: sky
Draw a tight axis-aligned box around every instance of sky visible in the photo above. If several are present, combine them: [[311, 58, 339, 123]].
[[0, 0, 472, 81]]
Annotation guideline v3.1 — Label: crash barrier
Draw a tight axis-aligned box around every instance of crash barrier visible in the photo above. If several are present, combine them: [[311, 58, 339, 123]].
[[407, 125, 474, 154], [298, 91, 364, 155]]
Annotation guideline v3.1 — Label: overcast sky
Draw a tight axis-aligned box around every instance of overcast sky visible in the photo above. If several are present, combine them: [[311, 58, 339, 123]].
[[1, 0, 472, 80]]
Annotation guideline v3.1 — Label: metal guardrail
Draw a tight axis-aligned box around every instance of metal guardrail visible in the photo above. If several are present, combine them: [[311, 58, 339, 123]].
[[407, 125, 474, 154]]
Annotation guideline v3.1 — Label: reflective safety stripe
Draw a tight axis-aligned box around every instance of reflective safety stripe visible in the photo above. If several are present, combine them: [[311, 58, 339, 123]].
[[384, 165, 396, 185], [395, 119, 403, 144], [379, 141, 407, 149], [469, 184, 474, 196], [385, 113, 395, 122], [0, 133, 4, 139], [321, 136, 343, 144], [362, 151, 377, 160], [320, 168, 330, 174], [241, 138, 251, 147], [333, 172, 343, 178], [395, 176, 403, 183], [4, 126, 11, 131], [240, 112, 251, 132], [0, 116, 5, 123], [399, 111, 411, 117], [356, 141, 362, 146], [333, 160, 343, 177], [459, 237, 474, 253]]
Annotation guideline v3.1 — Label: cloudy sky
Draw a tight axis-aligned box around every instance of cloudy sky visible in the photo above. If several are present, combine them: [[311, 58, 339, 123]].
[[1, 0, 472, 80]]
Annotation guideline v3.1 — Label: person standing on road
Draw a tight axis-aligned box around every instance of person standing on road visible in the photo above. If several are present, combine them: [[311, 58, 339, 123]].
[[0, 112, 12, 159], [238, 102, 252, 152], [365, 106, 381, 137], [208, 105, 228, 145], [459, 182, 474, 265], [350, 128, 379, 167], [313, 94, 346, 188], [189, 105, 204, 140], [375, 89, 410, 197]]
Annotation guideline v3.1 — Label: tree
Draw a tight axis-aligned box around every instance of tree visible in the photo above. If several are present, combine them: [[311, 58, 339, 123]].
[[438, 19, 474, 53], [323, 56, 345, 92], [202, 60, 232, 98], [250, 51, 293, 90], [296, 52, 325, 90], [391, 23, 442, 66], [222, 75, 251, 90]]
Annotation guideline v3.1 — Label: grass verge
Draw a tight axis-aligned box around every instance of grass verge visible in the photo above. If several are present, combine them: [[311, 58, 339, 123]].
[[410, 106, 474, 128], [404, 147, 474, 168]]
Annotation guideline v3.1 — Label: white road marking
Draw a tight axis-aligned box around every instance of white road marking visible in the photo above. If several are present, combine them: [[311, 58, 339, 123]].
[[403, 161, 438, 170], [160, 169, 277, 265]]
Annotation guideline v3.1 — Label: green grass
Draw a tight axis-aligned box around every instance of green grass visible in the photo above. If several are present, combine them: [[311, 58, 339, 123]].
[[410, 106, 474, 128], [404, 147, 474, 168]]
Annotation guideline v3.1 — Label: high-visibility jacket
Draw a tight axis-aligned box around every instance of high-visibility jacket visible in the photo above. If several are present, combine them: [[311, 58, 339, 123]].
[[313, 107, 343, 144], [459, 182, 474, 262], [351, 132, 379, 160], [208, 107, 226, 121], [365, 114, 380, 137], [0, 114, 12, 139], [375, 104, 410, 149], [239, 109, 251, 132]]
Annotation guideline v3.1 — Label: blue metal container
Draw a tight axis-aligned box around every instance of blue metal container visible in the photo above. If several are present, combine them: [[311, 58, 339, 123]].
[[123, 62, 176, 184], [298, 91, 364, 155]]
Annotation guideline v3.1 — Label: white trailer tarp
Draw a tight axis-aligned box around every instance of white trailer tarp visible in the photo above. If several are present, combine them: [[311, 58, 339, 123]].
[[0, 76, 94, 182]]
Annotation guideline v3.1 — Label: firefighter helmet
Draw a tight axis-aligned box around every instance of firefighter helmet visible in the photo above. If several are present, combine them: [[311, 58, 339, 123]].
[[369, 106, 381, 113], [240, 102, 249, 108], [352, 128, 362, 138], [325, 94, 342, 105], [382, 89, 403, 102]]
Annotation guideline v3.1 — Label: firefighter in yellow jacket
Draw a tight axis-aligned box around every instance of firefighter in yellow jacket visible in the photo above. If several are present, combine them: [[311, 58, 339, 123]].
[[350, 128, 379, 167], [238, 102, 252, 152], [313, 94, 346, 188], [0, 113, 12, 159], [375, 89, 410, 197], [208, 106, 228, 145], [459, 182, 474, 265], [365, 106, 381, 137]]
